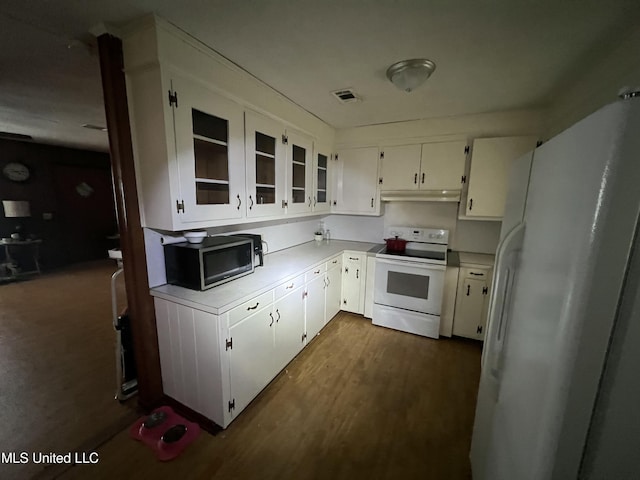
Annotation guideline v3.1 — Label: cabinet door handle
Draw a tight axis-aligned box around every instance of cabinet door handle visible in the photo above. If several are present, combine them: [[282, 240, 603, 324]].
[[466, 285, 471, 296], [371, 198, 374, 208], [276, 309, 281, 322], [247, 302, 259, 311], [356, 269, 359, 279], [269, 312, 274, 327], [308, 196, 312, 207], [414, 173, 418, 184], [469, 198, 473, 211], [313, 196, 316, 207], [249, 195, 254, 210], [237, 194, 241, 210], [477, 325, 483, 334], [421, 172, 425, 184], [327, 276, 331, 286], [344, 267, 349, 274], [286, 282, 294, 289]]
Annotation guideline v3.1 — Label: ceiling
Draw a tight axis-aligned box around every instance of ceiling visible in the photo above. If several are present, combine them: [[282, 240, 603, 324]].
[[1, 1, 638, 152]]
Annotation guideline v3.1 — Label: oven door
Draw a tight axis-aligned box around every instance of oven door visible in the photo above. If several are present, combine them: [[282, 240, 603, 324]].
[[374, 257, 445, 315]]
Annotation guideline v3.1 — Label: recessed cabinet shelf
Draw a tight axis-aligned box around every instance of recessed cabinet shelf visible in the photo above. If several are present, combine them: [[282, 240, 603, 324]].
[[195, 178, 230, 185], [193, 134, 228, 147]]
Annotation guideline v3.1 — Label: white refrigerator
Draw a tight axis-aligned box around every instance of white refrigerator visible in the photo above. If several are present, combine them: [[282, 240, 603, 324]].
[[470, 95, 640, 479]]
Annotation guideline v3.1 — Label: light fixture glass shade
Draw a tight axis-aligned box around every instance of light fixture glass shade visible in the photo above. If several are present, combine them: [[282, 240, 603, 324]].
[[386, 59, 436, 93], [2, 200, 31, 218]]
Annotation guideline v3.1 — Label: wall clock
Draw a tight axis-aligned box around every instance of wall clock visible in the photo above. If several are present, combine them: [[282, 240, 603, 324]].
[[2, 162, 31, 182]]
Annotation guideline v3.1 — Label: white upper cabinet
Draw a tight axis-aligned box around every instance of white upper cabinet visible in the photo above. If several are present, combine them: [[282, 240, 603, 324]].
[[333, 147, 381, 215], [464, 136, 538, 219], [379, 141, 467, 191], [244, 111, 286, 218], [285, 129, 314, 215], [420, 141, 468, 190], [312, 144, 331, 213], [172, 76, 246, 223], [379, 144, 422, 190]]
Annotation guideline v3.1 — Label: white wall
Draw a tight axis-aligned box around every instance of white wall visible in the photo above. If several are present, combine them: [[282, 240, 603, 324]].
[[545, 25, 640, 139], [325, 202, 501, 254]]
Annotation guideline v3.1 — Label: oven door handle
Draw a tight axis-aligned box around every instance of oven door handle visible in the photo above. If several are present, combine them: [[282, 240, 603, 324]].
[[375, 257, 446, 271]]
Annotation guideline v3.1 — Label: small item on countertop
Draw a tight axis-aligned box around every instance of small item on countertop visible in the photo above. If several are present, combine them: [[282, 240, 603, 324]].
[[183, 231, 207, 244], [384, 236, 408, 252], [325, 229, 331, 242]]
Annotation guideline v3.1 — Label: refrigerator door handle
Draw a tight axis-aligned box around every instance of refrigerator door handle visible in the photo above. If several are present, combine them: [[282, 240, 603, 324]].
[[482, 223, 525, 375]]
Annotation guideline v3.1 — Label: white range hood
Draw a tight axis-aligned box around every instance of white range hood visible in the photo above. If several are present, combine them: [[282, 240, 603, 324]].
[[380, 189, 461, 202]]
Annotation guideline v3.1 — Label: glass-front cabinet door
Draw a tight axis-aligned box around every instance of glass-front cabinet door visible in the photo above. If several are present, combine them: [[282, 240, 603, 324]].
[[244, 111, 286, 218], [172, 76, 245, 223], [285, 129, 313, 214], [313, 146, 330, 212]]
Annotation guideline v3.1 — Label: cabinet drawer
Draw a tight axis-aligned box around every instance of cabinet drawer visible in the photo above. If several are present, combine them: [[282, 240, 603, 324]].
[[228, 290, 274, 327], [327, 255, 342, 270], [275, 274, 305, 300], [305, 263, 327, 283], [462, 267, 491, 280]]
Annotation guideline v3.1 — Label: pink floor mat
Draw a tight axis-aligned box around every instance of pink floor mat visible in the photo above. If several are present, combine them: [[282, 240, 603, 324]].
[[129, 406, 201, 461]]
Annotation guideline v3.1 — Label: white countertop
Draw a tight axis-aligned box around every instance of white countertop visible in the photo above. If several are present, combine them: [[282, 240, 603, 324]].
[[458, 251, 495, 268], [151, 240, 381, 315]]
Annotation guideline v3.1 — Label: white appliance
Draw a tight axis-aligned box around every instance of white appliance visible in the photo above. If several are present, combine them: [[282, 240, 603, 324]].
[[471, 95, 640, 479], [373, 226, 448, 339]]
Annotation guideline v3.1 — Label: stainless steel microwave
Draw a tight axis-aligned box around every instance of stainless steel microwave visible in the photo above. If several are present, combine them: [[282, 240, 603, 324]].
[[164, 236, 254, 291]]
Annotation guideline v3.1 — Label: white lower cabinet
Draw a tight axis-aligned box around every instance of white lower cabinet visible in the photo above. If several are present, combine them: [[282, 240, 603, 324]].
[[325, 257, 342, 322], [305, 270, 327, 341], [228, 303, 276, 417], [154, 298, 227, 426], [453, 266, 492, 340], [273, 285, 306, 372], [342, 251, 366, 314]]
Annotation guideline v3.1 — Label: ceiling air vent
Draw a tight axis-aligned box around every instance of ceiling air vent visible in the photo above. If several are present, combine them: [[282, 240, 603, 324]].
[[82, 124, 108, 132], [331, 89, 360, 104]]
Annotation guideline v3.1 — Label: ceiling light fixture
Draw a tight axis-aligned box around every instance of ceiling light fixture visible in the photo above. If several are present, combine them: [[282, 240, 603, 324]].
[[386, 59, 436, 93]]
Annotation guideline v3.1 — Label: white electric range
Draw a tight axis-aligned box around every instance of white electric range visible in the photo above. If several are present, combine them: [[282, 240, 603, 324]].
[[372, 226, 449, 339]]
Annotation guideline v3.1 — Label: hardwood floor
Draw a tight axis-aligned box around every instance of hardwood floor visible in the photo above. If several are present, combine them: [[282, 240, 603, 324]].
[[59, 312, 482, 480], [0, 260, 138, 480]]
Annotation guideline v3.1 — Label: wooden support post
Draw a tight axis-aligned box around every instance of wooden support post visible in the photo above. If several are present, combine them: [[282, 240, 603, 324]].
[[96, 33, 163, 408]]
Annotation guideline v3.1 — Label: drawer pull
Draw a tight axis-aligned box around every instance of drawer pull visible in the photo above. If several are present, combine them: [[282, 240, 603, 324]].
[[349, 257, 359, 261], [286, 283, 294, 289], [332, 260, 338, 264], [247, 302, 259, 311], [469, 272, 485, 276], [314, 269, 321, 274]]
